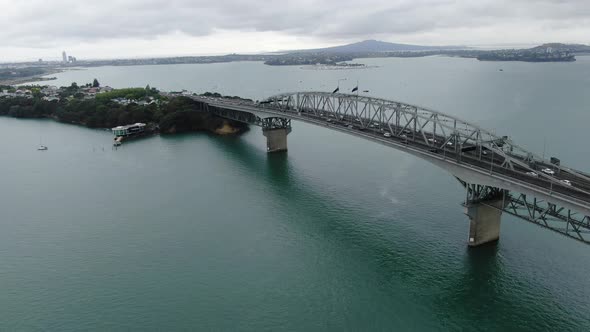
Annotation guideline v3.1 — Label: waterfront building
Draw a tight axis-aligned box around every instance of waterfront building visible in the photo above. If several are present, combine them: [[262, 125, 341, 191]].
[[112, 123, 146, 137], [62, 51, 67, 62]]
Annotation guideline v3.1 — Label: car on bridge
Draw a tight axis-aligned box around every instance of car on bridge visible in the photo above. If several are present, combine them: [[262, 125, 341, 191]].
[[383, 132, 392, 138], [561, 179, 573, 186], [542, 168, 556, 175], [526, 171, 539, 177]]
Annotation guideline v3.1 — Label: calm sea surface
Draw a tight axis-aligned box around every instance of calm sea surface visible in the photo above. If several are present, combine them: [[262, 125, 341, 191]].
[[2, 56, 589, 331]]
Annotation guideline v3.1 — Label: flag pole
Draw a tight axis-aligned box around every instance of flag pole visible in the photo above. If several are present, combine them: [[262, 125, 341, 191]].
[[334, 78, 346, 94]]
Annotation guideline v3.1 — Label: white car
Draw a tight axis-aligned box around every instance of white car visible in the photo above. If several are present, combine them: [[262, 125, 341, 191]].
[[560, 179, 572, 186], [526, 171, 538, 177], [541, 168, 555, 175], [383, 132, 392, 138]]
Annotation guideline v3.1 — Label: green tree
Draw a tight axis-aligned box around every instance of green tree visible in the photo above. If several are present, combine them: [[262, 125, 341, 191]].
[[92, 78, 100, 88], [31, 88, 42, 99]]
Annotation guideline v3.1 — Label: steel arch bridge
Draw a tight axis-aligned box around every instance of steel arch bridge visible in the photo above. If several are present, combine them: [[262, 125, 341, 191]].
[[266, 91, 589, 182], [196, 91, 590, 246]]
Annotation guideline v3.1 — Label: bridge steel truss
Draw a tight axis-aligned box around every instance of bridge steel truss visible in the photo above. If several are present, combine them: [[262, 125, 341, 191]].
[[263, 92, 589, 186], [458, 179, 590, 244], [207, 104, 292, 131], [257, 92, 590, 245]]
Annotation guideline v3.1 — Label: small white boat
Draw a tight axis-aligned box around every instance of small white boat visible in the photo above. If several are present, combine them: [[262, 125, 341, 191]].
[[37, 145, 48, 151]]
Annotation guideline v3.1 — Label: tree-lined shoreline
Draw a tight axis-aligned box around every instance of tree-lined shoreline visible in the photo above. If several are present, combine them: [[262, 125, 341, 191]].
[[0, 82, 249, 136]]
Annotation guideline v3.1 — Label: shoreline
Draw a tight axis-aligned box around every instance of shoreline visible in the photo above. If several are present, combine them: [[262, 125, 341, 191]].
[[0, 84, 249, 144], [0, 113, 247, 146], [1, 68, 66, 86], [6, 52, 585, 87], [5, 51, 585, 86]]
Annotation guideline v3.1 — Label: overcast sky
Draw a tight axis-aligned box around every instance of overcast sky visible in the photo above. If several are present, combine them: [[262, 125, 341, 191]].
[[1, 0, 589, 61]]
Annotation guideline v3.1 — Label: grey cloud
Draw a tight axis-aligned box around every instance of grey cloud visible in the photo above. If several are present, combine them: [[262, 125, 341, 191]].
[[1, 0, 589, 48]]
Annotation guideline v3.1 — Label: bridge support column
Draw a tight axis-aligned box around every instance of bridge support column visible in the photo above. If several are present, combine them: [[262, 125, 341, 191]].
[[263, 128, 291, 153], [464, 199, 505, 247], [459, 182, 509, 247]]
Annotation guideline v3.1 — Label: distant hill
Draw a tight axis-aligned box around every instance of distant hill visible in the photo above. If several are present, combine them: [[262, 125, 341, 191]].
[[294, 39, 465, 53], [529, 43, 590, 53]]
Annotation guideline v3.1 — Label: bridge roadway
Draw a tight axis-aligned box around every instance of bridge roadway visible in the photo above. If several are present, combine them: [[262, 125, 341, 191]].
[[182, 93, 590, 246]]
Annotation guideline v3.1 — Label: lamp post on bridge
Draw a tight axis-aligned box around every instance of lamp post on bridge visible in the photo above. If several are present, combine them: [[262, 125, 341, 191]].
[[490, 149, 494, 175]]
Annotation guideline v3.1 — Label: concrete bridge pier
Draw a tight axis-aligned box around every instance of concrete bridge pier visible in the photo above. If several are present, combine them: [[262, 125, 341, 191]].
[[261, 117, 292, 153], [263, 127, 291, 152], [464, 199, 505, 246], [461, 183, 509, 247]]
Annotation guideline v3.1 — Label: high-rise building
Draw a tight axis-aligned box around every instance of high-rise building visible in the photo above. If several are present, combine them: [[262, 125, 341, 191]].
[[62, 51, 67, 62]]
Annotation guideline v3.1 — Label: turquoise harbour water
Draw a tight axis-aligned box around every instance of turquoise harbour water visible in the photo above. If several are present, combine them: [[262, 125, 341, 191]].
[[1, 56, 589, 331]]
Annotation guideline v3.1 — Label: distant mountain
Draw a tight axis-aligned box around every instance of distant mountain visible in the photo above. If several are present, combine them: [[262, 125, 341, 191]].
[[294, 39, 465, 53]]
